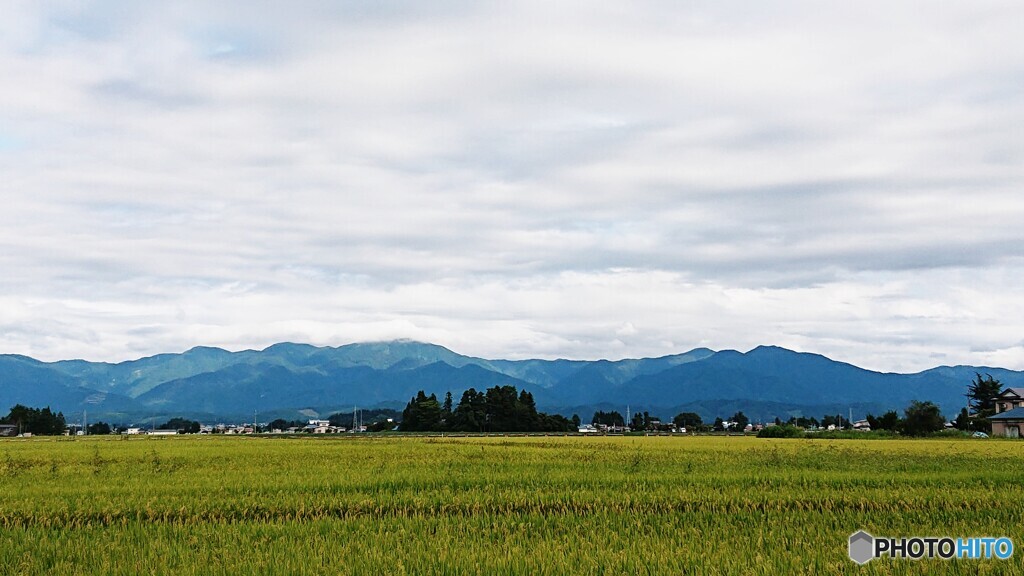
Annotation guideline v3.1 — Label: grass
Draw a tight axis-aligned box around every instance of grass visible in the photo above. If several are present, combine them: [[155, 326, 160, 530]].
[[0, 435, 1022, 574]]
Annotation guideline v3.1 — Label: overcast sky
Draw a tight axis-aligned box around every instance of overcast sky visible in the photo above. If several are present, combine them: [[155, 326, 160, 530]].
[[1, 1, 1023, 371]]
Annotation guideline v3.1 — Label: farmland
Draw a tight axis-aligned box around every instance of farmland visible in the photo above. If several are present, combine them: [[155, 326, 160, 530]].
[[1, 435, 1022, 575]]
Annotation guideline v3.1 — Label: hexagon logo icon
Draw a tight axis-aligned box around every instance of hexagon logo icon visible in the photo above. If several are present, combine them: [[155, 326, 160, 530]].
[[849, 530, 874, 565]]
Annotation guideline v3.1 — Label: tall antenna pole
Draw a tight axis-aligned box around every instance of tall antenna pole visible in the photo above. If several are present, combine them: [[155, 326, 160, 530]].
[[83, 410, 87, 436]]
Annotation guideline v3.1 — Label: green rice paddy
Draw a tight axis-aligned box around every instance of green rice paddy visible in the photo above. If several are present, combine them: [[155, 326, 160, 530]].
[[1, 435, 1021, 575]]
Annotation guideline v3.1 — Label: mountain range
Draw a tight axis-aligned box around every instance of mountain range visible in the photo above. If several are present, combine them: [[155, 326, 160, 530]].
[[2, 340, 1021, 425]]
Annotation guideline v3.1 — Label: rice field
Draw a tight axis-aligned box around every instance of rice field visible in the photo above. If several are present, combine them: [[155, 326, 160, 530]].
[[1, 434, 1022, 575]]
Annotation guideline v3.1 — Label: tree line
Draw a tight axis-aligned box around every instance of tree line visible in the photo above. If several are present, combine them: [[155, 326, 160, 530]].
[[1, 373, 1009, 437], [591, 410, 744, 432], [400, 386, 576, 432], [0, 404, 66, 435]]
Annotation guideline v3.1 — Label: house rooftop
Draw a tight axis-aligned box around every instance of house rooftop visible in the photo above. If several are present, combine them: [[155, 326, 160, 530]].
[[999, 387, 1024, 397], [989, 407, 1024, 420]]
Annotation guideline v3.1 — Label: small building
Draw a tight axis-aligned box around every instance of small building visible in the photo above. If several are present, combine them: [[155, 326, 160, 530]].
[[0, 424, 17, 437], [990, 407, 1024, 438], [994, 388, 1024, 414], [304, 419, 337, 434], [148, 429, 178, 436]]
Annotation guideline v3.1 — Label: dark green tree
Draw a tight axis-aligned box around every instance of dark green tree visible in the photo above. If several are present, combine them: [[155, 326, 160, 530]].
[[87, 421, 112, 435], [673, 412, 702, 429], [953, 408, 971, 431], [516, 389, 541, 431], [731, 411, 749, 431], [399, 391, 443, 431], [419, 391, 442, 431], [366, 420, 391, 432], [866, 410, 901, 431], [967, 373, 1002, 433], [968, 373, 1002, 414], [268, 418, 299, 431], [442, 391, 453, 423], [485, 386, 520, 431], [571, 414, 581, 428], [630, 412, 644, 430], [592, 411, 625, 427], [713, 417, 725, 432], [1, 405, 66, 435], [449, 388, 487, 432], [900, 401, 945, 436], [159, 417, 200, 433], [403, 385, 573, 433], [538, 413, 575, 432]]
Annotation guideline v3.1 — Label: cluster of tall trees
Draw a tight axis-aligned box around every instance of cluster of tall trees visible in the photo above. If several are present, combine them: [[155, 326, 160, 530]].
[[865, 411, 900, 431], [591, 411, 624, 427], [87, 421, 112, 435], [400, 386, 575, 432], [158, 417, 201, 434], [865, 401, 945, 436], [673, 412, 703, 429], [0, 404, 66, 435], [710, 412, 749, 431]]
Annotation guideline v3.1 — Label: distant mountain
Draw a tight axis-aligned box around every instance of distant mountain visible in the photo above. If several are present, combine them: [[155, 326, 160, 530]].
[[53, 345, 245, 397], [2, 340, 1022, 424], [0, 355, 139, 417]]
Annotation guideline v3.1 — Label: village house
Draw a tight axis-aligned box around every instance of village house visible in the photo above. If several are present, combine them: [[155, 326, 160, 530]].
[[990, 408, 1024, 438], [304, 419, 345, 434], [994, 388, 1024, 413]]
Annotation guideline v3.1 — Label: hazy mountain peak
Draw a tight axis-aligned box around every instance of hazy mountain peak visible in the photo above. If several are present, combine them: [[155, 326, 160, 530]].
[[183, 345, 232, 356]]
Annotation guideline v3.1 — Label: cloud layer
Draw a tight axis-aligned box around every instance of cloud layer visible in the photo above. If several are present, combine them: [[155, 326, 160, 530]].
[[2, 1, 1023, 371]]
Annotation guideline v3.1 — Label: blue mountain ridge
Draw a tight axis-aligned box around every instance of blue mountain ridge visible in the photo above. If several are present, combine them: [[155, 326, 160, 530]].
[[1, 341, 1019, 423]]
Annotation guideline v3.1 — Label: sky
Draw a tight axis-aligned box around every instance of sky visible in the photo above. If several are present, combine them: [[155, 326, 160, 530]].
[[1, 1, 1023, 372]]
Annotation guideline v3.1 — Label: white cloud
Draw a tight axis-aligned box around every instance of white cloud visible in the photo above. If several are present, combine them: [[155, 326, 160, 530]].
[[1, 1, 1023, 371]]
